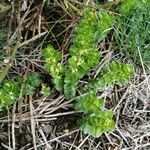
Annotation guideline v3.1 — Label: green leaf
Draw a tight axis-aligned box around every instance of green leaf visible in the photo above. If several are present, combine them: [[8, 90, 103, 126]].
[[103, 61, 133, 85], [75, 92, 104, 113], [43, 45, 64, 92], [0, 80, 20, 107], [64, 75, 78, 99], [119, 0, 136, 16], [23, 73, 42, 95], [0, 73, 43, 109], [43, 45, 61, 62], [83, 61, 133, 92], [79, 111, 115, 138], [54, 77, 64, 92], [41, 85, 51, 96], [97, 12, 115, 42]]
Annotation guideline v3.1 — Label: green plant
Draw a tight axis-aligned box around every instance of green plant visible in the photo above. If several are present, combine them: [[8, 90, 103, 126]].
[[43, 45, 64, 92], [43, 8, 133, 137], [79, 110, 115, 138], [119, 0, 136, 16], [0, 73, 43, 110], [23, 73, 42, 95], [83, 61, 133, 92], [0, 80, 20, 110], [74, 61, 133, 137], [64, 10, 115, 99], [41, 84, 51, 96], [114, 0, 150, 69], [75, 92, 104, 113], [43, 9, 115, 98]]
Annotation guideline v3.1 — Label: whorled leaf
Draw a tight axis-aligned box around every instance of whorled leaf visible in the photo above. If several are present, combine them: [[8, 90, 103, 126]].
[[43, 45, 64, 92], [64, 73, 78, 99], [0, 80, 20, 108], [0, 73, 44, 110], [96, 11, 115, 42], [23, 73, 42, 95], [75, 92, 104, 113], [83, 61, 133, 92], [79, 111, 115, 138], [41, 85, 51, 96]]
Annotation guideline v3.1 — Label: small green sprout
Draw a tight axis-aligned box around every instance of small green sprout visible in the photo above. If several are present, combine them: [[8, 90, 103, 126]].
[[41, 84, 51, 96]]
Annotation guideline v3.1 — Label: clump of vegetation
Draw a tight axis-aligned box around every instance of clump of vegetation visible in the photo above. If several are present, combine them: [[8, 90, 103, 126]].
[[22, 73, 42, 95], [83, 61, 133, 92], [43, 45, 64, 92], [64, 10, 115, 99], [0, 0, 136, 138], [0, 0, 149, 149], [75, 61, 133, 137], [0, 73, 42, 110], [75, 92, 115, 137], [43, 8, 133, 137], [0, 80, 20, 109], [114, 0, 150, 69], [40, 85, 51, 96], [43, 9, 115, 98], [79, 109, 115, 137]]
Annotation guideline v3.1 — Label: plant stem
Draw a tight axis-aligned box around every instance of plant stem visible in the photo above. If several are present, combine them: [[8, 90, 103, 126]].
[[0, 41, 20, 84]]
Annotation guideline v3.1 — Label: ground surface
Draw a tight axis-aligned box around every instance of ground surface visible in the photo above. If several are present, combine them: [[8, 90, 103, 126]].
[[0, 0, 150, 150]]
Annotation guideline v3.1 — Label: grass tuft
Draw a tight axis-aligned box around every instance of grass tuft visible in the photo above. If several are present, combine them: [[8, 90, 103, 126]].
[[114, 1, 150, 71]]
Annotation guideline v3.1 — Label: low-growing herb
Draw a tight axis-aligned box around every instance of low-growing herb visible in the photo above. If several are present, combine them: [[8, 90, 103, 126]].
[[79, 110, 115, 138], [0, 73, 43, 110], [43, 45, 64, 92], [83, 61, 133, 92], [0, 80, 20, 109], [42, 7, 133, 138], [64, 10, 115, 99], [75, 92, 104, 113], [41, 84, 51, 96], [23, 73, 42, 95]]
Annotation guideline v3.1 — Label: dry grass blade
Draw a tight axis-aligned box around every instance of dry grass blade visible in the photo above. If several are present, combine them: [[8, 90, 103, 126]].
[[12, 102, 17, 150], [29, 95, 37, 150]]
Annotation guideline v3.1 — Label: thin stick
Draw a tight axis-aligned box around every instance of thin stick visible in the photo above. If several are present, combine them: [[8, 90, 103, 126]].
[[18, 31, 47, 48], [7, 107, 11, 149], [1, 143, 14, 150], [38, 127, 52, 149], [77, 135, 90, 149], [29, 95, 37, 150], [12, 102, 17, 150], [28, 130, 78, 150], [114, 87, 130, 112], [0, 41, 20, 84]]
